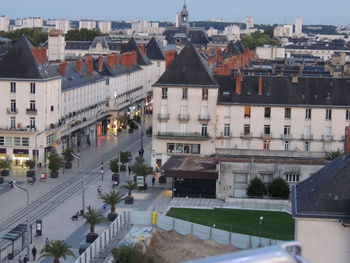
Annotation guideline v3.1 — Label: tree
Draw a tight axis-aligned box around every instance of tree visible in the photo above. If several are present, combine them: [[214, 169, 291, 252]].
[[100, 190, 124, 221], [241, 31, 279, 50], [120, 151, 131, 164], [131, 156, 153, 187], [0, 28, 48, 46], [122, 180, 138, 204], [325, 149, 342, 161], [82, 206, 107, 243], [24, 160, 35, 170], [246, 177, 266, 197], [39, 240, 74, 263], [65, 28, 106, 41], [62, 148, 74, 163], [268, 177, 290, 199], [48, 153, 62, 173], [0, 158, 10, 170], [112, 245, 154, 263], [110, 158, 120, 174]]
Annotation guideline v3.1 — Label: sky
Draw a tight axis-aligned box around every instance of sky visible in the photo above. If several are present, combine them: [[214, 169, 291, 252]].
[[1, 0, 349, 26]]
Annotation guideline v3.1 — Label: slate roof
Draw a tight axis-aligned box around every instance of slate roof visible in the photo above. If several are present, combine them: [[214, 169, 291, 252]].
[[292, 154, 350, 220], [0, 36, 60, 80], [163, 28, 209, 45], [65, 41, 92, 50], [224, 40, 242, 57], [61, 61, 104, 91], [235, 40, 245, 53], [216, 75, 350, 107], [285, 44, 350, 51], [154, 42, 218, 88], [121, 37, 151, 66], [146, 37, 165, 60], [94, 57, 141, 77]]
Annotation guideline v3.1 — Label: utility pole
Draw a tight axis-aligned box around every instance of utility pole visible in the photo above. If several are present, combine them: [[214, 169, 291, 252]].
[[101, 161, 104, 181]]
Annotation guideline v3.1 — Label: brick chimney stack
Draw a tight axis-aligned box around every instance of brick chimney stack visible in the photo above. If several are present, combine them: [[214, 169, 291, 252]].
[[32, 47, 48, 64], [121, 51, 137, 68], [113, 53, 119, 66], [235, 71, 242, 95], [98, 55, 103, 72], [85, 56, 93, 76], [344, 126, 350, 154], [165, 50, 177, 68], [59, 60, 68, 75], [107, 54, 115, 69], [258, 74, 263, 95], [40, 47, 47, 63], [75, 59, 83, 73]]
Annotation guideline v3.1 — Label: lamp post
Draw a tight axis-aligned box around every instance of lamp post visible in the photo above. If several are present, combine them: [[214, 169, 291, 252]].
[[258, 216, 264, 247], [11, 181, 30, 259], [34, 130, 46, 177], [71, 153, 85, 214], [107, 132, 121, 179]]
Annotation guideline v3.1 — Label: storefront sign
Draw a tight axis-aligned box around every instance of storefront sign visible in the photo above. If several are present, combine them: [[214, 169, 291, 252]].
[[136, 176, 144, 187]]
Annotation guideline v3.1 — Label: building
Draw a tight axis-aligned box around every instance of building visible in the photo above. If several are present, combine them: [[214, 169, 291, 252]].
[[273, 25, 293, 38], [292, 131, 350, 263], [98, 21, 112, 34], [131, 21, 164, 35], [23, 17, 43, 28], [0, 16, 9, 32], [47, 19, 70, 34], [79, 20, 96, 30], [294, 17, 303, 36], [256, 45, 285, 60], [246, 16, 254, 29], [48, 29, 65, 62], [223, 25, 240, 41]]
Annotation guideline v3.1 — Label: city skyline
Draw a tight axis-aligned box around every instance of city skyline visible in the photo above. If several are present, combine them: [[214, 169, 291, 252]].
[[1, 0, 349, 25]]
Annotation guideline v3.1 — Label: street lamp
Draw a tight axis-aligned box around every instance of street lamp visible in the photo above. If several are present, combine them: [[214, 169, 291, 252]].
[[34, 130, 46, 177], [71, 153, 85, 214], [259, 216, 264, 247], [11, 181, 30, 259]]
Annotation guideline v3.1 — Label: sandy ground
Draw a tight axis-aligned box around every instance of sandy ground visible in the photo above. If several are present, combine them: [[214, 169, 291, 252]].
[[145, 229, 239, 263]]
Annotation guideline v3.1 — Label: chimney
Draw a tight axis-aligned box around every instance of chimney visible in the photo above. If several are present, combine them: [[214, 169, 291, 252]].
[[121, 51, 137, 68], [59, 60, 67, 75], [40, 47, 47, 63], [344, 126, 350, 154], [258, 74, 263, 95], [85, 56, 93, 76], [235, 72, 242, 95], [32, 48, 41, 64], [98, 55, 103, 72], [107, 54, 115, 69], [113, 53, 119, 66], [139, 44, 146, 56], [165, 50, 177, 68], [75, 59, 83, 73]]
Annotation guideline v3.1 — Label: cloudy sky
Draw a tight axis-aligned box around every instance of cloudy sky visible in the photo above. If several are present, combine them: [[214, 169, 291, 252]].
[[1, 0, 349, 25]]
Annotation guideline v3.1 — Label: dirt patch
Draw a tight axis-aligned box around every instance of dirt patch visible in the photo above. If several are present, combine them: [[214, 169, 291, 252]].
[[145, 229, 239, 263]]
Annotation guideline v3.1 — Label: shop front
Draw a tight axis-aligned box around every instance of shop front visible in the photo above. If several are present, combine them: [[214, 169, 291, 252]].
[[12, 149, 29, 166], [0, 148, 6, 159]]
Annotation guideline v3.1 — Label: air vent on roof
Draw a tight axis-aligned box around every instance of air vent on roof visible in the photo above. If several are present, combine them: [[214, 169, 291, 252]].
[[223, 91, 230, 96], [68, 77, 74, 80], [266, 92, 270, 96], [247, 91, 251, 96], [326, 93, 331, 100], [314, 94, 318, 99]]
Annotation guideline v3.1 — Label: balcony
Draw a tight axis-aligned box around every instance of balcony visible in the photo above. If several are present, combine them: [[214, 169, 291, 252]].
[[0, 126, 36, 133], [26, 108, 37, 115], [261, 133, 272, 138], [198, 114, 211, 122], [241, 132, 252, 138], [178, 114, 190, 121], [301, 134, 313, 140], [219, 132, 232, 138], [281, 134, 293, 140], [158, 113, 170, 121], [157, 131, 209, 140], [322, 135, 334, 141], [7, 108, 18, 114]]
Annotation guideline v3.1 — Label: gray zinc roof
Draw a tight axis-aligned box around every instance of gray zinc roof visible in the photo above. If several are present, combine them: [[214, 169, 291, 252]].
[[146, 37, 165, 61]]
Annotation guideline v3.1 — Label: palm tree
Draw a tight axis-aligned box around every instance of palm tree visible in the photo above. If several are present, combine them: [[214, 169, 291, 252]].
[[122, 180, 138, 204], [39, 240, 74, 263], [131, 156, 153, 190], [82, 206, 107, 243], [100, 190, 125, 221]]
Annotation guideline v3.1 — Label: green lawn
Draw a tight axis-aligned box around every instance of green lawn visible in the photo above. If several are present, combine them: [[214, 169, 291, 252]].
[[166, 208, 294, 241]]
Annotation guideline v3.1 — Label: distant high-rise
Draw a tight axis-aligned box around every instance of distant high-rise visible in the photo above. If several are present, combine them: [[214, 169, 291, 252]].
[[295, 17, 303, 36], [79, 20, 96, 30], [48, 19, 70, 34], [0, 16, 9, 32], [23, 17, 43, 28], [246, 16, 254, 29], [98, 21, 111, 34]]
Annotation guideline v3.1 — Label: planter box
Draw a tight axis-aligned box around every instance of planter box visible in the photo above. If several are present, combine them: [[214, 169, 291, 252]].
[[125, 196, 134, 204], [120, 164, 126, 172], [50, 171, 59, 178], [86, 233, 98, 243], [159, 176, 167, 184], [112, 173, 119, 181], [64, 162, 72, 169], [139, 183, 148, 191], [0, 177, 4, 184], [26, 170, 35, 177], [107, 213, 118, 221], [1, 170, 9, 177]]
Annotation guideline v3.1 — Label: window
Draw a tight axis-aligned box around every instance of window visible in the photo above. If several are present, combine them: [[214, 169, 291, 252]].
[[346, 110, 350, 121], [167, 143, 200, 154], [191, 144, 200, 154], [284, 141, 289, 151], [10, 100, 16, 112], [47, 134, 55, 145], [22, 137, 29, 147], [30, 83, 36, 93], [264, 107, 271, 118], [14, 137, 21, 146], [10, 82, 16, 93], [30, 100, 36, 110], [10, 117, 15, 129], [284, 125, 290, 135], [167, 143, 175, 153], [285, 173, 300, 183], [305, 108, 311, 119], [30, 118, 35, 128], [160, 122, 167, 132], [326, 109, 332, 120], [161, 88, 168, 99], [263, 139, 270, 150], [0, 137, 4, 146], [234, 173, 248, 183], [105, 78, 110, 86], [51, 105, 54, 112], [5, 137, 12, 146], [224, 124, 230, 137], [304, 141, 310, 151], [182, 88, 188, 99], [201, 124, 208, 136], [264, 125, 270, 135], [244, 124, 250, 135], [244, 106, 251, 118], [284, 108, 291, 119], [180, 123, 187, 133], [202, 88, 208, 100]]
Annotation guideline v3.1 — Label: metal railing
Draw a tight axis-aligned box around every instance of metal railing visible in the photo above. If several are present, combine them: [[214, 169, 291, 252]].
[[157, 131, 209, 139], [178, 114, 190, 121], [158, 113, 170, 120], [198, 114, 211, 121]]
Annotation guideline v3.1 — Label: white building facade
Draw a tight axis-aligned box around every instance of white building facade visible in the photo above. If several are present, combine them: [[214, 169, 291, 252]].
[[0, 16, 9, 32]]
